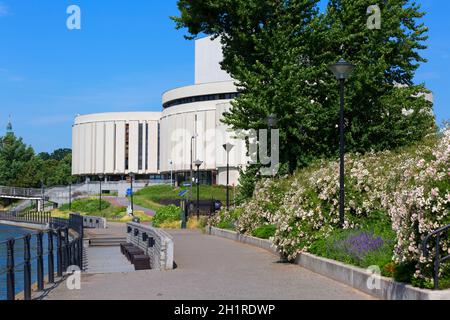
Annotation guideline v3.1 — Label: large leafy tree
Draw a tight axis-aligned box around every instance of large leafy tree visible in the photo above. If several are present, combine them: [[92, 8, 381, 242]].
[[0, 132, 73, 188], [0, 133, 35, 187], [173, 0, 436, 176]]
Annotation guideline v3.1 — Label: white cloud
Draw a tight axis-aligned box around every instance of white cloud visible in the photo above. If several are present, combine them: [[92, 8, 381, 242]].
[[0, 3, 9, 17]]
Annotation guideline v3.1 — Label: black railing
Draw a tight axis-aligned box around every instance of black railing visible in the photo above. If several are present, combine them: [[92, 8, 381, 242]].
[[422, 224, 450, 290], [49, 217, 69, 230], [0, 214, 84, 300], [0, 186, 43, 198], [0, 211, 51, 225]]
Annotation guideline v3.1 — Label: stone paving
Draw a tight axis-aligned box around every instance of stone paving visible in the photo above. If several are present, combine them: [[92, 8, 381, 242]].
[[45, 226, 375, 300]]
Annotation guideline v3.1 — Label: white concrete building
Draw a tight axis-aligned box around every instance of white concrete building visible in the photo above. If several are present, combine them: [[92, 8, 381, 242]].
[[72, 37, 247, 186]]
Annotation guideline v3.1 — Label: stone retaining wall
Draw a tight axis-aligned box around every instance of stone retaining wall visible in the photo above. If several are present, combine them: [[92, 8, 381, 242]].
[[126, 222, 174, 270]]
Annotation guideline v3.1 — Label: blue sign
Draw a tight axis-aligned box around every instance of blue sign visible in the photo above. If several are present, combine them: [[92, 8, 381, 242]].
[[126, 188, 133, 196], [178, 190, 189, 197]]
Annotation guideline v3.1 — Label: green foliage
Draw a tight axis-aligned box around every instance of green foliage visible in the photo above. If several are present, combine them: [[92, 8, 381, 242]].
[[214, 207, 242, 231], [0, 133, 35, 187], [173, 0, 436, 198], [152, 205, 182, 228], [60, 198, 111, 214], [234, 165, 260, 204], [135, 184, 228, 202], [223, 129, 449, 289], [134, 184, 229, 211], [0, 132, 74, 188], [252, 224, 276, 240], [394, 262, 417, 284], [309, 217, 395, 274]]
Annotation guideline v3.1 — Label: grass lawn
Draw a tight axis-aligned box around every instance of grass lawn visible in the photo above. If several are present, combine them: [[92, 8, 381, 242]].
[[133, 184, 230, 210], [55, 198, 152, 222]]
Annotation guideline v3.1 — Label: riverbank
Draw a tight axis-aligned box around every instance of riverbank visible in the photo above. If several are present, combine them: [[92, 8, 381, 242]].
[[0, 224, 57, 300], [0, 220, 47, 231]]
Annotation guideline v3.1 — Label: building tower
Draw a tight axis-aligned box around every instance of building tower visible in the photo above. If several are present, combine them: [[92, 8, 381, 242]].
[[6, 115, 13, 135]]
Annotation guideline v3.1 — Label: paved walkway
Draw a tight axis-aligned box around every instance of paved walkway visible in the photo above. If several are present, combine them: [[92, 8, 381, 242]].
[[45, 226, 374, 300], [85, 247, 135, 274], [103, 196, 156, 217]]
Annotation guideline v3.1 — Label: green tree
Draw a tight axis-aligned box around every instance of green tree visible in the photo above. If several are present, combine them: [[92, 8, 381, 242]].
[[173, 0, 436, 176], [50, 148, 72, 161], [0, 132, 73, 188], [0, 133, 36, 187], [321, 0, 436, 152]]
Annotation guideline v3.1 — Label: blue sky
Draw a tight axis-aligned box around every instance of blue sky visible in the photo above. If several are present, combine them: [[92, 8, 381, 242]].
[[0, 0, 448, 152]]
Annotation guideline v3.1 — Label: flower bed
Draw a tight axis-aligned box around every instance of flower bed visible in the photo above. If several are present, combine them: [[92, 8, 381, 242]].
[[212, 128, 450, 289]]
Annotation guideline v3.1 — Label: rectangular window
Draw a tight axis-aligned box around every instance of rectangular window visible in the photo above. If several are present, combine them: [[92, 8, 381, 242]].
[[157, 123, 160, 171], [113, 123, 117, 171], [125, 123, 129, 171], [145, 123, 149, 171], [138, 123, 143, 171]]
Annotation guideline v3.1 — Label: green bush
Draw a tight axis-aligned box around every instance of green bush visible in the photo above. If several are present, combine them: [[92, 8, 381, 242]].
[[59, 198, 111, 214], [214, 208, 242, 231], [152, 205, 181, 228], [217, 220, 235, 231], [252, 225, 276, 239], [309, 216, 396, 274]]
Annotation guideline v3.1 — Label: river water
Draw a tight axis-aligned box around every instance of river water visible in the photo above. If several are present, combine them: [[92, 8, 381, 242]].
[[0, 224, 57, 300]]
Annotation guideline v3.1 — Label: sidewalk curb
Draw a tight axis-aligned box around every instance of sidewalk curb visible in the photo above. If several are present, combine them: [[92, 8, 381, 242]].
[[207, 226, 450, 300]]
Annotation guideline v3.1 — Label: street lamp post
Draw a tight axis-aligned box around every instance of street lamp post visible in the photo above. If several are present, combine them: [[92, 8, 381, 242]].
[[169, 160, 174, 187], [40, 180, 45, 212], [193, 160, 203, 220], [69, 181, 72, 211], [190, 135, 198, 202], [328, 58, 355, 227], [129, 172, 135, 216], [267, 114, 278, 178], [222, 143, 235, 211], [98, 174, 104, 215]]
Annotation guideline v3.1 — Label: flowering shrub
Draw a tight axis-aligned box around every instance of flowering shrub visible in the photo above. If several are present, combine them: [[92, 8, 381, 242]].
[[340, 232, 384, 261], [212, 127, 449, 288], [309, 228, 395, 273]]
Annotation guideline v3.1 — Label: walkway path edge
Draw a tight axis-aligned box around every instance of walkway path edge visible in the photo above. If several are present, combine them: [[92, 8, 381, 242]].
[[207, 226, 279, 256], [207, 226, 450, 300]]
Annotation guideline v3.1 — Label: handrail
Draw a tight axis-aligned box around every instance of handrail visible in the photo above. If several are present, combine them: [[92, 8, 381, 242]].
[[0, 186, 43, 198], [0, 214, 84, 300], [422, 224, 450, 290], [0, 211, 52, 225]]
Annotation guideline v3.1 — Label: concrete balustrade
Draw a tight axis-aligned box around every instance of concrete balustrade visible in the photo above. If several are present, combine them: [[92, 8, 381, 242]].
[[126, 222, 174, 270], [82, 215, 107, 229]]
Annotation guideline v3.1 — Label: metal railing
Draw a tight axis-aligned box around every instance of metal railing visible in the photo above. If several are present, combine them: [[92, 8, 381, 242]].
[[0, 211, 51, 225], [0, 214, 84, 300], [422, 224, 450, 290], [0, 186, 44, 199]]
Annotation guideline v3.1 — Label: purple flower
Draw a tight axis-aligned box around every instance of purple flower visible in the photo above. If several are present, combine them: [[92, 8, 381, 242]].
[[335, 232, 384, 261]]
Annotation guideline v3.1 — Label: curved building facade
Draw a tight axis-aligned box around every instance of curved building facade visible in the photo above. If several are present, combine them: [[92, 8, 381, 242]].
[[72, 37, 248, 185], [160, 81, 247, 185], [72, 112, 161, 177]]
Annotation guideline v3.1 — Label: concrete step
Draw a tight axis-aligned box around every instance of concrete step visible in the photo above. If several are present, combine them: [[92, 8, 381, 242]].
[[90, 242, 124, 247], [85, 246, 135, 274], [89, 237, 127, 247]]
